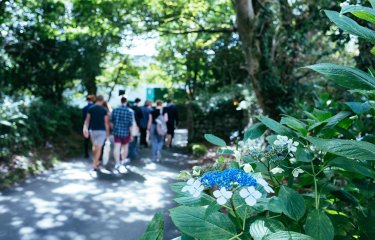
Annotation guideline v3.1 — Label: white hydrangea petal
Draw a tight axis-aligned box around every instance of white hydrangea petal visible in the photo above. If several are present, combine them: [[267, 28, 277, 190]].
[[192, 190, 201, 198], [274, 140, 282, 146], [193, 180, 202, 188], [217, 197, 227, 205], [256, 178, 267, 187], [239, 188, 250, 198], [264, 185, 274, 193], [251, 190, 262, 199], [197, 185, 204, 192], [223, 190, 232, 199], [245, 196, 257, 206], [247, 186, 256, 193], [213, 190, 221, 198], [181, 186, 190, 192], [187, 178, 194, 185], [293, 141, 299, 147]]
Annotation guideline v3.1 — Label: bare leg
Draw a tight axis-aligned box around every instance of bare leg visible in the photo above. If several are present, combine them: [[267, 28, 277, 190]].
[[113, 143, 121, 165], [92, 144, 102, 168], [121, 144, 129, 161], [166, 134, 172, 147]]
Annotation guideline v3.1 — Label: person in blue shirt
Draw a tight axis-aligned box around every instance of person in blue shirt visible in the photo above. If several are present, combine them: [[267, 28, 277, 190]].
[[82, 95, 95, 158], [83, 95, 110, 171], [111, 97, 134, 169]]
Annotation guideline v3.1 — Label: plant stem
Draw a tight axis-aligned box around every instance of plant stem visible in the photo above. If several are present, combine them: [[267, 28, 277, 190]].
[[228, 232, 243, 240], [311, 161, 319, 210]]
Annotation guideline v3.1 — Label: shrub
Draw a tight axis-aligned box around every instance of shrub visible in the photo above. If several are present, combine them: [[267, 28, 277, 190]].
[[142, 2, 375, 239], [191, 144, 208, 157]]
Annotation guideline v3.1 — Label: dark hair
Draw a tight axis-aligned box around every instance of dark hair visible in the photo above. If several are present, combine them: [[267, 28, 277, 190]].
[[135, 98, 141, 103], [167, 99, 173, 104], [96, 95, 104, 102], [121, 97, 127, 104]]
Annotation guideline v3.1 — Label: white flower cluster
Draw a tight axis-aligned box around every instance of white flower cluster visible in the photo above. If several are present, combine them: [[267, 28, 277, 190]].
[[274, 135, 299, 153], [181, 179, 204, 197]]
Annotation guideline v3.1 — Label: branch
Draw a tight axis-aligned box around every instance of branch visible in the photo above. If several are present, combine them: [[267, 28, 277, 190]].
[[158, 26, 237, 35]]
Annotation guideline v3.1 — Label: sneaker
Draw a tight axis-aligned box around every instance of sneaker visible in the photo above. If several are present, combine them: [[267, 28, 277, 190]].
[[121, 158, 130, 165], [115, 164, 121, 169]]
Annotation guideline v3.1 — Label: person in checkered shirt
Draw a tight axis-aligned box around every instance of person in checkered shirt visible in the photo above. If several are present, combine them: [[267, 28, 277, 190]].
[[110, 97, 134, 169]]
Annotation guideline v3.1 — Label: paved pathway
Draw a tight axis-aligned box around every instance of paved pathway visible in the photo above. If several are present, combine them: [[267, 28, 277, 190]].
[[0, 148, 195, 240]]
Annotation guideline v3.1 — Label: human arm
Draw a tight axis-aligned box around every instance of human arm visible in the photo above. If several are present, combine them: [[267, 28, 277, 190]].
[[83, 113, 90, 138], [147, 113, 152, 130], [104, 115, 110, 138]]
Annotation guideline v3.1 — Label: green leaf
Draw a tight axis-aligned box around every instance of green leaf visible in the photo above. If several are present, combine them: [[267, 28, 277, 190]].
[[262, 231, 314, 240], [205, 201, 222, 218], [0, 120, 12, 127], [322, 111, 351, 131], [371, 46, 375, 55], [170, 206, 237, 240], [280, 116, 307, 136], [295, 147, 313, 162], [244, 122, 267, 140], [204, 134, 226, 147], [371, 0, 375, 9], [306, 136, 375, 161], [139, 212, 164, 240], [258, 115, 295, 136], [305, 63, 375, 90], [267, 197, 284, 214], [278, 186, 306, 221], [345, 102, 373, 114], [305, 210, 334, 240], [328, 157, 375, 178], [249, 218, 285, 240], [325, 10, 375, 44], [341, 5, 375, 24]]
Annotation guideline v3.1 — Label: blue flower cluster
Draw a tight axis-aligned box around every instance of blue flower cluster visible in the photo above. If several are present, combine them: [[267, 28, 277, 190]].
[[200, 168, 258, 189]]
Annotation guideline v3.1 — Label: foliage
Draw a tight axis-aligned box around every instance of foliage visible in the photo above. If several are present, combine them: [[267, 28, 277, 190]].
[[190, 144, 208, 157], [142, 1, 375, 239]]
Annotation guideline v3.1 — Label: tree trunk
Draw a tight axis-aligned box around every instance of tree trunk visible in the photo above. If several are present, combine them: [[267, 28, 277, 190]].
[[234, 0, 290, 119]]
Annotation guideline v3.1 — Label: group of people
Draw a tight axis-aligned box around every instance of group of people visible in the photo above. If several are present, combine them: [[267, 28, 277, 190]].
[[82, 94, 179, 171]]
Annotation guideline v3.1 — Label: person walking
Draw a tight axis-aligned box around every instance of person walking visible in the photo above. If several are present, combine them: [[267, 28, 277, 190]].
[[129, 98, 142, 158], [111, 97, 134, 169], [82, 95, 95, 158], [148, 100, 167, 162], [140, 100, 152, 147], [164, 99, 179, 148], [83, 95, 110, 171]]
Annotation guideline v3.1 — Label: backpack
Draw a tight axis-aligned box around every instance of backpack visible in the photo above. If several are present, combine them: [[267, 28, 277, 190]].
[[155, 114, 167, 136]]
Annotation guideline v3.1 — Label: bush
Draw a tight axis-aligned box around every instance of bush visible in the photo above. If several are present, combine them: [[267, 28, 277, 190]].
[[143, 2, 375, 239], [191, 144, 208, 157]]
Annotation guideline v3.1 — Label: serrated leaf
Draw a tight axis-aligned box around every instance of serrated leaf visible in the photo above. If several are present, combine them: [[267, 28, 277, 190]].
[[295, 147, 313, 162], [305, 63, 375, 90], [306, 136, 375, 161], [325, 10, 375, 44], [139, 212, 164, 240], [341, 5, 375, 24], [249, 218, 285, 240], [258, 115, 295, 136], [345, 102, 373, 114], [328, 157, 375, 178], [280, 116, 307, 135], [244, 122, 267, 140], [170, 206, 237, 240], [204, 134, 226, 147], [278, 186, 306, 221], [305, 210, 334, 240], [262, 231, 314, 240]]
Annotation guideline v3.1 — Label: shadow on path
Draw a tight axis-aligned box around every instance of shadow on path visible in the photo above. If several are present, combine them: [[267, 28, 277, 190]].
[[0, 148, 195, 240]]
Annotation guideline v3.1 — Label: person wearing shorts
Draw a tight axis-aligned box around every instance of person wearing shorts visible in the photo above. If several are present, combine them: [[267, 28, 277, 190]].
[[110, 97, 134, 169], [83, 95, 110, 171]]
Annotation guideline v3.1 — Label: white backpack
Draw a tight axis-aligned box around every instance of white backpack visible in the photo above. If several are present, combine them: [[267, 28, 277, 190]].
[[155, 114, 167, 136]]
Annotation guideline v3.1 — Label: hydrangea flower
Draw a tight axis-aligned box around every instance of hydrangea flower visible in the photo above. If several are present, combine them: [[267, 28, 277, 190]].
[[181, 179, 204, 197], [213, 187, 233, 205], [270, 167, 284, 174], [200, 169, 257, 189], [243, 163, 254, 173], [274, 135, 299, 153], [292, 168, 304, 177], [254, 177, 274, 194], [239, 186, 262, 206]]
